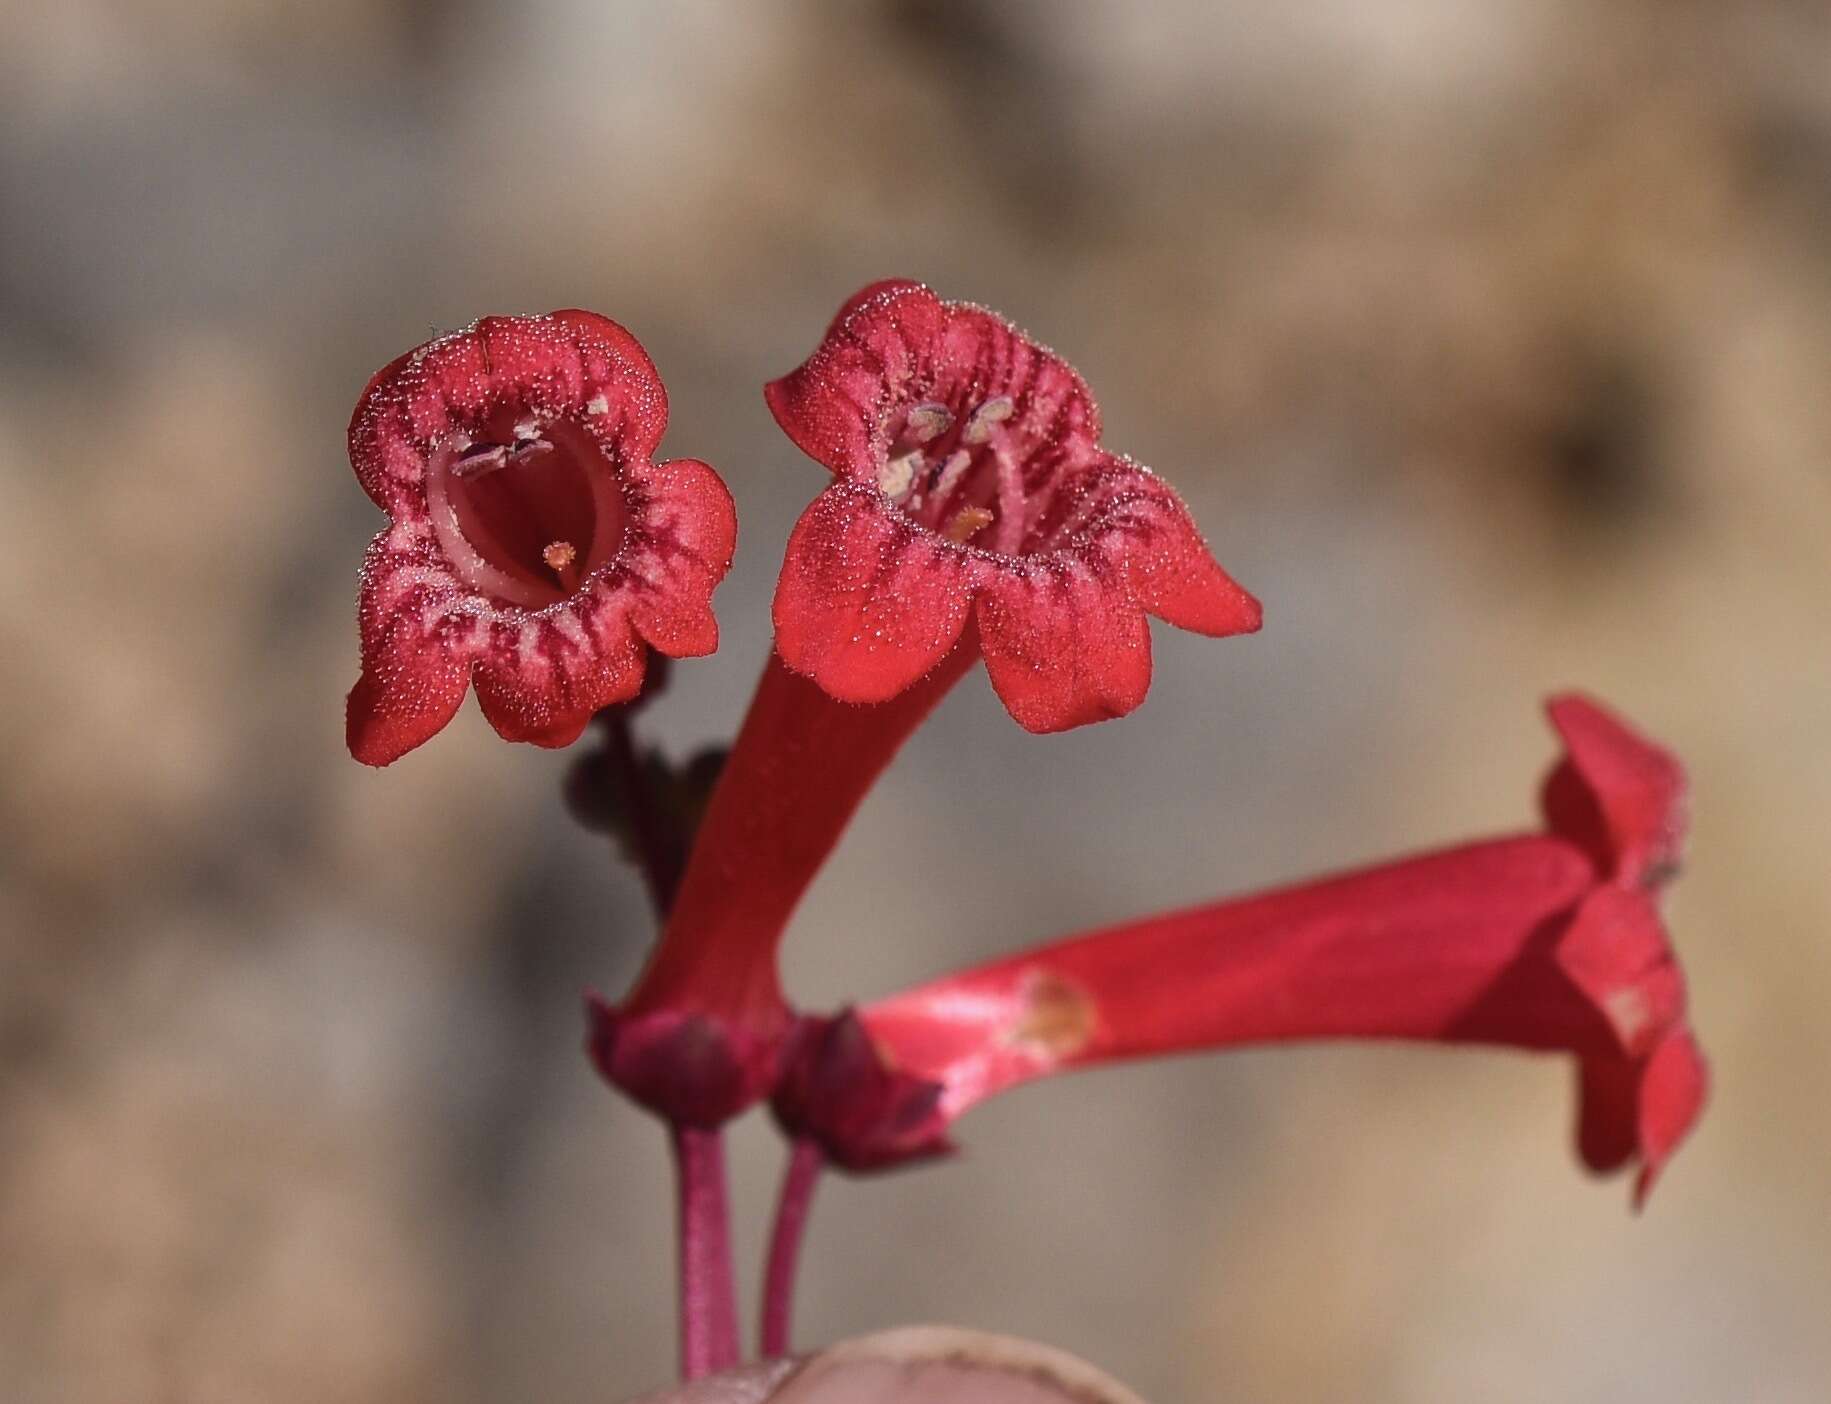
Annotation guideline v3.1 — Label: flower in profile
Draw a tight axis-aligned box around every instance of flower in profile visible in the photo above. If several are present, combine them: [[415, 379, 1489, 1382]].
[[766, 280, 1262, 732], [774, 695, 1707, 1205], [346, 312, 736, 765]]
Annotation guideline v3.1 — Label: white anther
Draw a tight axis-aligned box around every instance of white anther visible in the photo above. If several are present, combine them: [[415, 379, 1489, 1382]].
[[878, 450, 922, 499], [933, 449, 973, 498], [450, 443, 511, 479], [961, 396, 1014, 444], [905, 402, 953, 443]]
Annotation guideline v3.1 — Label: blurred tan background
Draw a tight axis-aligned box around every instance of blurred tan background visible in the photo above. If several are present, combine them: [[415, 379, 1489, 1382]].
[[2, 1, 1828, 1400]]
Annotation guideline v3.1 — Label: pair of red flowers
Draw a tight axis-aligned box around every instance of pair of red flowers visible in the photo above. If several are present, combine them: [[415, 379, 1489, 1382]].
[[345, 280, 1706, 1367]]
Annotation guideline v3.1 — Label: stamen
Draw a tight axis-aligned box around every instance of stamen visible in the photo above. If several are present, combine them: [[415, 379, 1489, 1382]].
[[989, 441, 1027, 554], [932, 449, 972, 500], [878, 450, 922, 500], [543, 540, 581, 592], [961, 396, 1015, 445], [451, 442, 511, 479], [450, 433, 554, 481], [905, 402, 954, 443], [942, 506, 994, 544]]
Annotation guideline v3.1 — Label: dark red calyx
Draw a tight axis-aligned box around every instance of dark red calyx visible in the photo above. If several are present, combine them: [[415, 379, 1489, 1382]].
[[431, 410, 630, 608], [771, 1010, 955, 1173], [586, 998, 782, 1129]]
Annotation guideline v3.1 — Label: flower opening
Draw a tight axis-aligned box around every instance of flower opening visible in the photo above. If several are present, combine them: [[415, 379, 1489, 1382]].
[[767, 280, 1262, 732], [346, 312, 735, 765]]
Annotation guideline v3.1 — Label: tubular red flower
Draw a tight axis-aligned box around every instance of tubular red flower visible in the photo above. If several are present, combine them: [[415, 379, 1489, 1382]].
[[766, 280, 1262, 732], [345, 312, 736, 766], [588, 648, 975, 1127], [776, 695, 1707, 1205]]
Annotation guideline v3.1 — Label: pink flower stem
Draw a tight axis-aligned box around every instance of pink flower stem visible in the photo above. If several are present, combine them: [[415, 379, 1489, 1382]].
[[758, 1137, 826, 1358], [671, 1125, 740, 1379]]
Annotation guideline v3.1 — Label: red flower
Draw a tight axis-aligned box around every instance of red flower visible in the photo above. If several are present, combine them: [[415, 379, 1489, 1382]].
[[774, 695, 1707, 1205], [346, 312, 735, 766], [766, 280, 1262, 732]]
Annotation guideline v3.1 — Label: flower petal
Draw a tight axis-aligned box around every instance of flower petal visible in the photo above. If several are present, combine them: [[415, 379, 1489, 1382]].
[[1577, 1026, 1708, 1207], [470, 598, 648, 748], [773, 481, 980, 703], [1042, 454, 1263, 637], [346, 530, 475, 767], [620, 456, 738, 658], [1542, 693, 1688, 887], [1633, 1027, 1709, 1206], [765, 280, 1100, 484], [1554, 885, 1686, 1059], [349, 309, 670, 518], [765, 282, 948, 478], [975, 556, 1153, 732]]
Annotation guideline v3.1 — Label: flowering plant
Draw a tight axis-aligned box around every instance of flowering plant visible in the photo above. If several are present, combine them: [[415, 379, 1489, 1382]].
[[343, 284, 1706, 1389]]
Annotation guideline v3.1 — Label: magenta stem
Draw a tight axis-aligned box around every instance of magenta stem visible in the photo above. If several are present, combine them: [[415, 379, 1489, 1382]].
[[671, 1125, 740, 1379], [759, 1137, 826, 1359]]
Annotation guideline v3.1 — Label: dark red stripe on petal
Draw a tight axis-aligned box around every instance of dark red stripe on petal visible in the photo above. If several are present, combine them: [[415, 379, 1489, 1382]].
[[765, 283, 947, 478], [774, 482, 981, 702], [620, 456, 737, 658], [1041, 454, 1263, 638], [347, 530, 476, 766], [349, 310, 671, 521], [975, 558, 1153, 732], [471, 612, 647, 748]]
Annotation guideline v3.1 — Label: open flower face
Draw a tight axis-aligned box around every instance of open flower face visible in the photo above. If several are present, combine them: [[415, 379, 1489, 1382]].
[[346, 312, 736, 765], [776, 696, 1706, 1205], [766, 281, 1262, 732]]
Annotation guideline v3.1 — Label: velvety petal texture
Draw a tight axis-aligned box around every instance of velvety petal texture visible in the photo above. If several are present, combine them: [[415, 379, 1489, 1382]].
[[766, 280, 1260, 732], [345, 312, 735, 765], [776, 696, 1706, 1203]]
